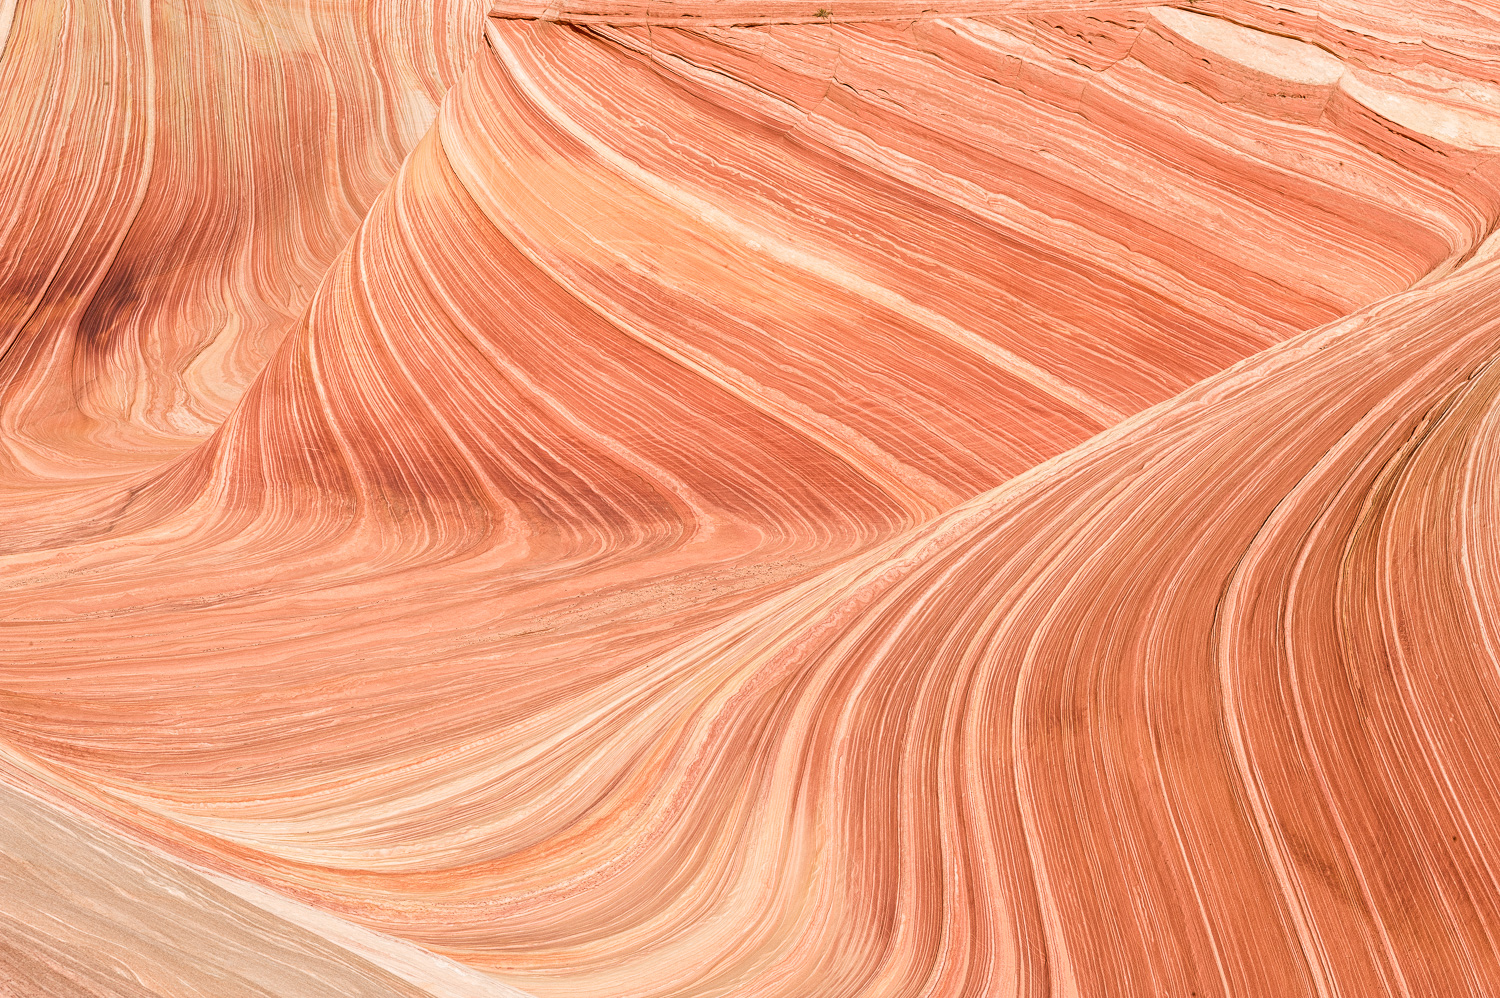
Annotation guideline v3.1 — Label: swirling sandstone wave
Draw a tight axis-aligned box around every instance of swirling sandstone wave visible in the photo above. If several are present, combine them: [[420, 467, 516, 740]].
[[3, 2, 1500, 996], [0, 0, 488, 485]]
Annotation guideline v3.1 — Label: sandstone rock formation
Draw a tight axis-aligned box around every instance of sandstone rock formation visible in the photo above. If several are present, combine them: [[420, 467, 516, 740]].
[[3, 1, 1500, 996]]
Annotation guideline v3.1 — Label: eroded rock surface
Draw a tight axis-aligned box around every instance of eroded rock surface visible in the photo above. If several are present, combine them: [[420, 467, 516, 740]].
[[4, 2, 1500, 996]]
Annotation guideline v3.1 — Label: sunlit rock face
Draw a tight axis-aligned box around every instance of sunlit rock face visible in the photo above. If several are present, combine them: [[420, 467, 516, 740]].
[[4, 2, 1500, 996]]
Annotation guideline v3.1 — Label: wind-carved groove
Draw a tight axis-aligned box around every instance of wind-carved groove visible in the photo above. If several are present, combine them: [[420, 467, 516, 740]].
[[3, 2, 1500, 997]]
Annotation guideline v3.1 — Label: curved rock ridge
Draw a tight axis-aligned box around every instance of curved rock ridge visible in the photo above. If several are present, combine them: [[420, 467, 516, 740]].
[[0, 0, 489, 487], [4, 2, 1500, 997]]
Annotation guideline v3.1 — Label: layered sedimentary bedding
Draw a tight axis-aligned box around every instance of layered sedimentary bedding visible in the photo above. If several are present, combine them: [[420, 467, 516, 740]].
[[3, 1, 1500, 995]]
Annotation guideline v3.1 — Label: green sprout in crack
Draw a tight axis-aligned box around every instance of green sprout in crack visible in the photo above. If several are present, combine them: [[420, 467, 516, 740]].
[[815, 7, 832, 18]]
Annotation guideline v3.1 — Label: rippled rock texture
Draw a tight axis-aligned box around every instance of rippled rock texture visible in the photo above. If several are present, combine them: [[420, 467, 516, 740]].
[[4, 1, 1500, 995]]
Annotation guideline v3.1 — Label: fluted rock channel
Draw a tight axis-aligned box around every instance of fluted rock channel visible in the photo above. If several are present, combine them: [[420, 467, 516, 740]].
[[3, 2, 1500, 996]]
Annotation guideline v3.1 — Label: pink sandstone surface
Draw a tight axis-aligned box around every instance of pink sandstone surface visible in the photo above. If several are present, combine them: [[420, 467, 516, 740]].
[[3, 1, 1500, 995]]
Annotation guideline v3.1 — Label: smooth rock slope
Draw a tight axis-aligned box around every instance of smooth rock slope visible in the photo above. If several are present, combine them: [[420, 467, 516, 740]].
[[3, 1, 1500, 996]]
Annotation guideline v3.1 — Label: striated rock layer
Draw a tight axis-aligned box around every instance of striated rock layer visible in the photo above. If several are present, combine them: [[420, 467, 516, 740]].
[[0, 0, 489, 482], [4, 1, 1500, 996]]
